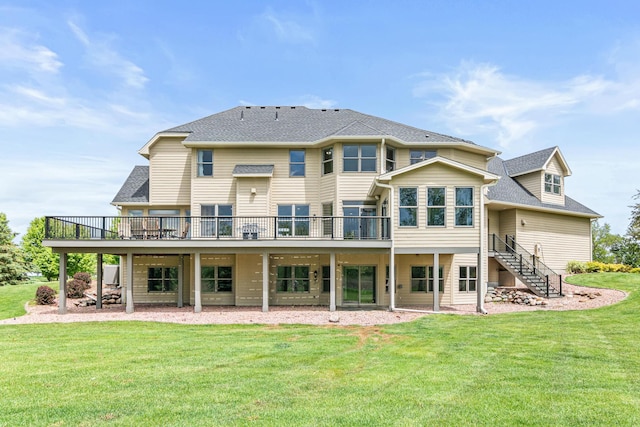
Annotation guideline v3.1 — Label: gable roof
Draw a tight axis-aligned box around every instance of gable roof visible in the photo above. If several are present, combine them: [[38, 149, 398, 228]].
[[487, 157, 598, 217], [504, 146, 571, 177], [111, 166, 149, 205], [138, 106, 500, 157]]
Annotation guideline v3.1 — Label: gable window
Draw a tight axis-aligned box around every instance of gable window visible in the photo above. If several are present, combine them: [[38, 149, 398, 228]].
[[411, 266, 427, 292], [322, 147, 333, 175], [343, 144, 377, 172], [399, 187, 418, 227], [427, 187, 446, 227], [459, 266, 477, 292], [545, 173, 561, 195], [455, 187, 474, 227], [428, 266, 444, 293], [201, 205, 233, 237], [277, 266, 310, 292], [290, 150, 305, 177], [197, 149, 213, 176], [201, 266, 232, 293], [385, 146, 396, 172], [321, 265, 331, 292], [147, 267, 178, 292], [278, 204, 310, 236], [410, 150, 437, 164]]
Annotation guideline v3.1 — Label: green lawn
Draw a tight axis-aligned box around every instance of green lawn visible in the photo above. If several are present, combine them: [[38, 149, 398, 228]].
[[1, 273, 639, 426], [0, 280, 50, 319]]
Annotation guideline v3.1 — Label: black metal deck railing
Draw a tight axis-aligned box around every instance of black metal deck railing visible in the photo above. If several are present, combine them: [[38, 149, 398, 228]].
[[44, 216, 391, 241]]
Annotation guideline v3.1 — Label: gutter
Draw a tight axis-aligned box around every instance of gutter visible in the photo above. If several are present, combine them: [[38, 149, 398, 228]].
[[374, 178, 395, 311]]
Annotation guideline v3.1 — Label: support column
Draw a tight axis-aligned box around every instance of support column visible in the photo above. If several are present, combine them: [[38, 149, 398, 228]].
[[329, 252, 336, 312], [433, 252, 440, 312], [262, 252, 269, 312], [389, 248, 396, 311], [126, 253, 134, 314], [177, 255, 184, 308], [96, 253, 103, 309], [194, 252, 202, 313], [58, 253, 67, 314], [476, 252, 484, 313]]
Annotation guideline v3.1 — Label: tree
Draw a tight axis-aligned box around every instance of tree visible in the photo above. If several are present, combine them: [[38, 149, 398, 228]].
[[628, 190, 640, 241], [0, 213, 28, 285], [21, 217, 96, 280], [592, 220, 624, 263]]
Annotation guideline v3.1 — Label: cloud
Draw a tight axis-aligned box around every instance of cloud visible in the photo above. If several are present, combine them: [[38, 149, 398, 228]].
[[68, 20, 148, 89], [0, 27, 63, 73], [413, 61, 612, 147], [261, 7, 316, 44], [298, 95, 336, 109]]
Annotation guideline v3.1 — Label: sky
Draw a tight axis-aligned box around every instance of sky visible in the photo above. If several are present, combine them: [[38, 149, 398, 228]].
[[1, 0, 639, 240]]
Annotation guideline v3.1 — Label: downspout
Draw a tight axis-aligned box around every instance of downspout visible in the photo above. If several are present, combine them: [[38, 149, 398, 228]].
[[478, 181, 498, 314], [374, 178, 395, 311], [380, 138, 386, 172]]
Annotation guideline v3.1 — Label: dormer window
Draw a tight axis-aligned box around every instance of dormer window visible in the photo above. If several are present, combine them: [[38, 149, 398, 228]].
[[545, 173, 561, 195]]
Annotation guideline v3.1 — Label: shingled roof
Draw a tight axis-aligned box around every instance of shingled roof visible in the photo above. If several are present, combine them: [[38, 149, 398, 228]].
[[162, 106, 476, 144], [487, 157, 598, 216], [503, 146, 568, 177], [111, 166, 149, 204]]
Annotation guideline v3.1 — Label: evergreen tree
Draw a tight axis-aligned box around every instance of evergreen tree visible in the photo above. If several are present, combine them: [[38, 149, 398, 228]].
[[0, 213, 27, 285]]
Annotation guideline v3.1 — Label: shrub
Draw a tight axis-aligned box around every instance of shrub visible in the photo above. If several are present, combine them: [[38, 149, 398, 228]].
[[35, 285, 56, 305], [631, 268, 640, 274], [73, 272, 92, 286], [66, 279, 88, 298], [566, 260, 587, 274], [586, 261, 605, 273]]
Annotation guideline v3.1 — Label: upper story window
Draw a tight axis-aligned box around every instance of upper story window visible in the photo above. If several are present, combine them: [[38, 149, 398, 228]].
[[201, 204, 233, 237], [278, 204, 310, 236], [399, 187, 418, 227], [322, 147, 333, 175], [343, 144, 377, 172], [197, 150, 213, 177], [290, 150, 305, 177], [545, 173, 561, 195], [410, 150, 437, 164], [427, 187, 446, 227], [455, 187, 474, 227], [385, 146, 396, 172]]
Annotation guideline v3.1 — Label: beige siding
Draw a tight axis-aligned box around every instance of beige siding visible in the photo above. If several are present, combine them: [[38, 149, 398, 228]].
[[234, 253, 264, 306], [451, 253, 479, 304], [236, 178, 270, 216], [541, 156, 565, 205], [498, 209, 517, 238], [195, 255, 235, 305], [515, 210, 591, 273], [149, 138, 191, 205], [394, 254, 453, 307], [440, 149, 488, 170], [336, 253, 388, 307], [132, 255, 180, 304], [392, 163, 483, 248], [514, 172, 542, 200], [269, 254, 322, 305]]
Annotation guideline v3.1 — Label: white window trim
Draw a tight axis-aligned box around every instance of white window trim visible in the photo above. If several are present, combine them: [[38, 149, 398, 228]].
[[426, 187, 446, 227], [454, 187, 474, 228], [399, 187, 418, 228]]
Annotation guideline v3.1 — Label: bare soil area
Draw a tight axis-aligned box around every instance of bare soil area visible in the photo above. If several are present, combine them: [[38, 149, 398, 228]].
[[0, 282, 626, 327]]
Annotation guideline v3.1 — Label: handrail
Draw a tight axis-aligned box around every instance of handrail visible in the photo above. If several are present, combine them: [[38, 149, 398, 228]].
[[489, 234, 562, 296]]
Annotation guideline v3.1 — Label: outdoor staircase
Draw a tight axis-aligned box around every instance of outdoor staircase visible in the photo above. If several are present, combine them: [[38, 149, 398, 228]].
[[489, 234, 563, 298]]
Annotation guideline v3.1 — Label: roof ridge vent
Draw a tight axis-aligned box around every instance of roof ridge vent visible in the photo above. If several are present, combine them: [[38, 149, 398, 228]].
[[275, 111, 278, 121], [240, 110, 244, 120]]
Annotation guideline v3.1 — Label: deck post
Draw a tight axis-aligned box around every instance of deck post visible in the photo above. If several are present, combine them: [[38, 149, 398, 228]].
[[177, 255, 184, 308], [58, 253, 67, 314], [126, 253, 134, 313], [262, 252, 269, 312], [96, 253, 103, 309], [194, 252, 202, 313], [433, 252, 440, 312], [329, 252, 336, 312]]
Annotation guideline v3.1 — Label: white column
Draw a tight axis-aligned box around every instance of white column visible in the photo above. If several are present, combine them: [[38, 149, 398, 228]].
[[476, 252, 484, 313], [262, 252, 269, 312], [389, 248, 396, 310], [433, 252, 440, 312], [96, 253, 103, 309], [194, 252, 202, 313], [58, 253, 67, 314], [329, 252, 336, 312], [177, 255, 184, 308], [126, 253, 134, 313]]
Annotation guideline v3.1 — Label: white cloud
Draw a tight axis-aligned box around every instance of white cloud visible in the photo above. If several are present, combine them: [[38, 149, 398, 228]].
[[0, 27, 63, 73], [298, 95, 336, 109], [68, 20, 149, 89], [261, 8, 316, 44]]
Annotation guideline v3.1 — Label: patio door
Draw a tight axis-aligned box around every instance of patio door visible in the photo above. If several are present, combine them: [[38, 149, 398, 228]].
[[343, 266, 376, 305], [343, 206, 376, 239]]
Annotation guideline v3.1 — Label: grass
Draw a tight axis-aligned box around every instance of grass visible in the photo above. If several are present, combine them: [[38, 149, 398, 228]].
[[0, 279, 52, 319], [1, 273, 639, 426]]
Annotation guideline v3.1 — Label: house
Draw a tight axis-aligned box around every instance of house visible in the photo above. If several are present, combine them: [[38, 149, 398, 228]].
[[44, 106, 600, 314]]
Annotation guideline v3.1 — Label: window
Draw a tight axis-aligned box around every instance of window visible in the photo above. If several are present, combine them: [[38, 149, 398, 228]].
[[201, 266, 232, 292], [277, 266, 310, 292], [277, 204, 309, 236], [399, 187, 418, 227], [343, 144, 377, 172], [147, 267, 178, 292], [428, 266, 444, 293], [545, 173, 561, 195], [322, 147, 333, 175], [411, 266, 427, 292], [201, 205, 233, 237], [197, 149, 213, 176], [427, 187, 446, 226], [128, 209, 143, 216], [290, 150, 305, 177], [459, 266, 477, 292], [410, 150, 436, 164], [321, 265, 331, 292], [385, 146, 396, 172], [322, 203, 333, 236], [455, 187, 474, 226]]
